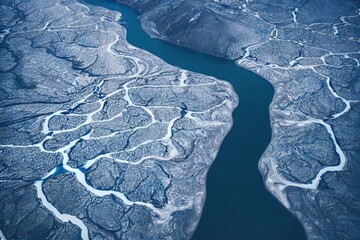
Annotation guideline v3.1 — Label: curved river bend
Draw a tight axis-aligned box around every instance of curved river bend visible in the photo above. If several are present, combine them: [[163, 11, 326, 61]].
[[83, 0, 306, 239]]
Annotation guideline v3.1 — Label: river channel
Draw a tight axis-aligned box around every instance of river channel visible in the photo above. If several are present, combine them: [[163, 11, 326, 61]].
[[83, 0, 306, 239]]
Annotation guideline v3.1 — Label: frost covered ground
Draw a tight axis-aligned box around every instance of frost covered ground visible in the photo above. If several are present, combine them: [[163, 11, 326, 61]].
[[116, 0, 360, 239], [0, 0, 238, 239]]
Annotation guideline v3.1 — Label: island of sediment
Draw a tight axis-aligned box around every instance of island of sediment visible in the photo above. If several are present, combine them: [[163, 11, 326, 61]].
[[115, 0, 360, 239], [0, 0, 238, 239]]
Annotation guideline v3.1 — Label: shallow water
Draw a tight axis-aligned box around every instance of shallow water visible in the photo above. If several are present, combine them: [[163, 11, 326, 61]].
[[83, 0, 306, 239]]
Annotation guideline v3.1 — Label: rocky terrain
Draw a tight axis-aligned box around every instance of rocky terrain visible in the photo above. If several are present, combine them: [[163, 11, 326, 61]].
[[115, 0, 360, 239], [0, 0, 238, 239]]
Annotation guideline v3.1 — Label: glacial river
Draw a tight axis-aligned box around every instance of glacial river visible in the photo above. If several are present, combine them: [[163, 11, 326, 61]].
[[83, 0, 306, 239]]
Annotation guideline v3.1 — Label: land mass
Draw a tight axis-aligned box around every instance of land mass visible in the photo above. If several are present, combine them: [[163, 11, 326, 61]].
[[114, 0, 360, 239], [0, 0, 237, 239]]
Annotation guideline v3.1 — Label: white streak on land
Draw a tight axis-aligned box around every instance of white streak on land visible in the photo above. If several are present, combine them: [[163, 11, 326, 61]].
[[0, 29, 10, 42], [292, 8, 299, 24], [178, 70, 188, 86], [61, 166, 170, 220], [325, 77, 351, 118], [333, 24, 339, 36], [189, 13, 200, 23], [297, 120, 347, 181], [0, 229, 7, 240], [340, 16, 350, 25], [264, 118, 347, 208], [34, 181, 89, 240]]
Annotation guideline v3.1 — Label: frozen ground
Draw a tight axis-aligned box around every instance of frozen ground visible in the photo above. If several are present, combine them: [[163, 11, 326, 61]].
[[116, 0, 360, 239], [0, 0, 238, 239]]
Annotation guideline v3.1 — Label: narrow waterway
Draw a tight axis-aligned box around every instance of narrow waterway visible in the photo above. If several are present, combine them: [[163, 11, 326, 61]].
[[83, 0, 306, 239]]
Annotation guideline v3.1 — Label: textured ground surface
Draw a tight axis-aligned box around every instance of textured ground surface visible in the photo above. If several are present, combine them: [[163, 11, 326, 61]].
[[116, 0, 360, 239], [0, 0, 238, 239]]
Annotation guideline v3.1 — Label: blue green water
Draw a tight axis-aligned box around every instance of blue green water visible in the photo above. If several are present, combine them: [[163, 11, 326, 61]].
[[83, 0, 306, 239]]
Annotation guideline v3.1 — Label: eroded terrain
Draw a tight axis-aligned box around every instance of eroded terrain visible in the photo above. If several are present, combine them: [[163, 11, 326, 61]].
[[116, 0, 360, 238], [0, 0, 238, 239]]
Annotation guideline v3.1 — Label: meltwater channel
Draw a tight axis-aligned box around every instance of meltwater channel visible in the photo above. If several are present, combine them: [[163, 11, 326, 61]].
[[83, 0, 306, 239]]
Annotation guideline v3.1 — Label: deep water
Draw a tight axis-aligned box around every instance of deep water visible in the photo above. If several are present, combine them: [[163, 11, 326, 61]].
[[83, 0, 306, 239]]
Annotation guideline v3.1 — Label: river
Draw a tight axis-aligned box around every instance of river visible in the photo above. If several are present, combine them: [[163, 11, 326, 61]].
[[82, 0, 306, 239]]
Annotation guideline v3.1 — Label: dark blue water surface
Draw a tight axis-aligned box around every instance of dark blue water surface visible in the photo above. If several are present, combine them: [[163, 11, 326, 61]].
[[83, 0, 306, 239]]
